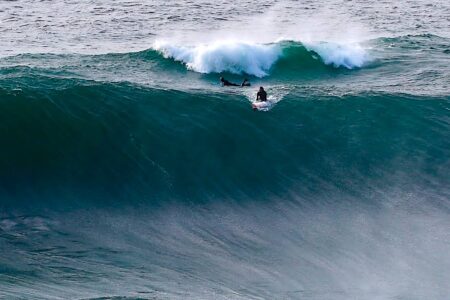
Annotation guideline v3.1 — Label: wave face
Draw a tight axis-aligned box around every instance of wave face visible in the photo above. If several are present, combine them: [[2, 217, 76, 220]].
[[153, 40, 370, 77], [0, 80, 448, 205]]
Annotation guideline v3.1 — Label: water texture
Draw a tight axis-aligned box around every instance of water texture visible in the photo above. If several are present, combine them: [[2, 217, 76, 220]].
[[0, 1, 449, 299]]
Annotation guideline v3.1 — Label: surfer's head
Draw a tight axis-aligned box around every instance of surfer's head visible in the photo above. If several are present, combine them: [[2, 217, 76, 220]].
[[259, 86, 264, 91]]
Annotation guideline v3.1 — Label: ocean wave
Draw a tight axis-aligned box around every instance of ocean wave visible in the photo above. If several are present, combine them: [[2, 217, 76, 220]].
[[152, 39, 370, 77], [0, 81, 448, 207]]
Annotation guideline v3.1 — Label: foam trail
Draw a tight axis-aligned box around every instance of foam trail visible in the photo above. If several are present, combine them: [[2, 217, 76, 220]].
[[244, 85, 291, 111]]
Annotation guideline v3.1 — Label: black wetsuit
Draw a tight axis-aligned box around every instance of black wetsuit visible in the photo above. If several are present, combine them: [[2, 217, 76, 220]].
[[222, 79, 239, 86], [257, 90, 267, 101]]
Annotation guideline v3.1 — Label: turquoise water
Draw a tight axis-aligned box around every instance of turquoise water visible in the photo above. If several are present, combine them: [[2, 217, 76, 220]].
[[1, 1, 450, 299]]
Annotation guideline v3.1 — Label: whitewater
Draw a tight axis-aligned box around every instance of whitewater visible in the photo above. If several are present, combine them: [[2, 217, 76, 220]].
[[1, 0, 450, 299], [152, 40, 368, 76]]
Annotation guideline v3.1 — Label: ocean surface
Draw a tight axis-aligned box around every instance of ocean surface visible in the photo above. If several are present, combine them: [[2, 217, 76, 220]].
[[1, 1, 450, 299]]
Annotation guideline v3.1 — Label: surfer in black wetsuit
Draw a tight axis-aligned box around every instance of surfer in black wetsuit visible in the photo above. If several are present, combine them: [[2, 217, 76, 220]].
[[220, 77, 239, 86], [256, 86, 267, 101], [220, 77, 251, 87]]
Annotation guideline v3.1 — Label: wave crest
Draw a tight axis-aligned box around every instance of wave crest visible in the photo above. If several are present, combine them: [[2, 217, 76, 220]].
[[153, 40, 281, 77], [303, 42, 368, 69], [152, 40, 370, 77]]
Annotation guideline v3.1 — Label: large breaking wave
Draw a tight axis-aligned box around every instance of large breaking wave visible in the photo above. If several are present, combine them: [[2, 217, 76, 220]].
[[152, 40, 370, 77]]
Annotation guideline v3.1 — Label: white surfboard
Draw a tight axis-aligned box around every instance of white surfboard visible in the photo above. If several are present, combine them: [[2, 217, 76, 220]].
[[252, 101, 273, 111]]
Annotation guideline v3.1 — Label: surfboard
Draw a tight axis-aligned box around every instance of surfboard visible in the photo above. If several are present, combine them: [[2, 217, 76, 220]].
[[252, 101, 272, 111]]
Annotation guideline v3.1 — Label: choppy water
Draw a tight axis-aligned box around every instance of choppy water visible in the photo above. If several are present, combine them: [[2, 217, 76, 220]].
[[1, 1, 450, 299]]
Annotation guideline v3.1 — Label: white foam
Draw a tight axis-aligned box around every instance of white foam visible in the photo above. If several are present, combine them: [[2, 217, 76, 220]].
[[304, 42, 368, 69], [153, 40, 282, 77]]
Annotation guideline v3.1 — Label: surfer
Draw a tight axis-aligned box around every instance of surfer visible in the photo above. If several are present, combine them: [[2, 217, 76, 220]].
[[220, 77, 251, 87], [256, 86, 267, 102], [220, 77, 239, 86]]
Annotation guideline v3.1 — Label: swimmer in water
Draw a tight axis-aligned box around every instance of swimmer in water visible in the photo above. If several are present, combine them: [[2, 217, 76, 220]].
[[220, 77, 239, 86]]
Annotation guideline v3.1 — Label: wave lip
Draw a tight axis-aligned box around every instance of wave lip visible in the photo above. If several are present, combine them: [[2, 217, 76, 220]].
[[152, 39, 370, 77]]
